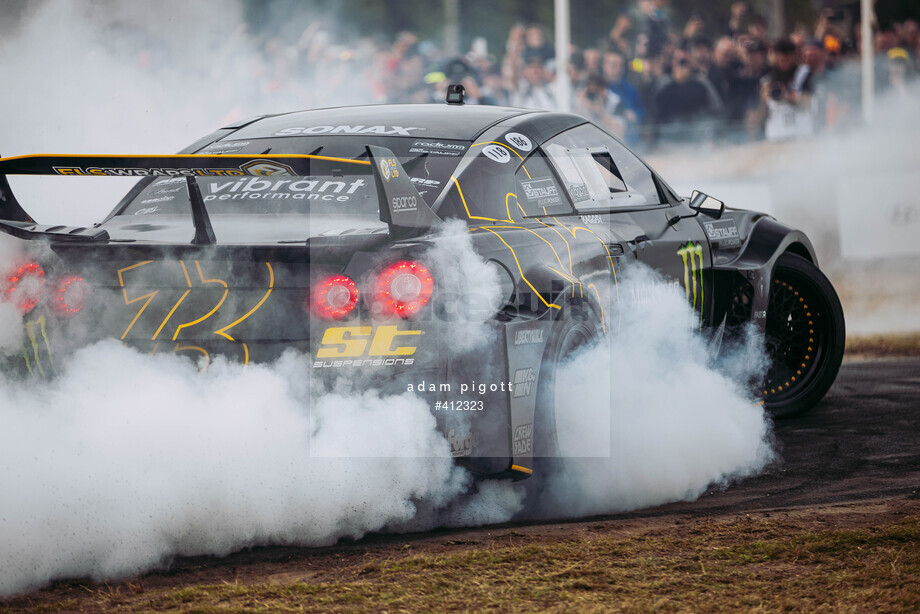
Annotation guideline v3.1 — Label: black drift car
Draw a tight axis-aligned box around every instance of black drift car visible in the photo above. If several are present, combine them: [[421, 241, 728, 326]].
[[0, 103, 844, 480]]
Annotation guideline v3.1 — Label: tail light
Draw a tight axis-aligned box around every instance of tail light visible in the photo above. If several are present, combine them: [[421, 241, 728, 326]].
[[373, 260, 434, 318], [312, 274, 359, 320], [3, 262, 45, 314], [51, 275, 89, 317]]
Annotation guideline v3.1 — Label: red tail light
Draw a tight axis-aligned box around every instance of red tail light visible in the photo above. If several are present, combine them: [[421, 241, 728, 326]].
[[312, 274, 359, 320], [3, 262, 45, 313], [373, 260, 434, 318], [51, 275, 89, 317]]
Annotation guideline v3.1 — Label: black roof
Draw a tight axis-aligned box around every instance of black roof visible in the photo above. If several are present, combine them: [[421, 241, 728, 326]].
[[227, 104, 541, 142]]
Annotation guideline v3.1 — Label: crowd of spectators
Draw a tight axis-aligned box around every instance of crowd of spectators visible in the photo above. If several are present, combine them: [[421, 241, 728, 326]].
[[229, 2, 919, 152]]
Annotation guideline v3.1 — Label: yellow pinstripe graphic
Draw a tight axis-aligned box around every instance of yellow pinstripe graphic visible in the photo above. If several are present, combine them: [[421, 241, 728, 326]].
[[511, 464, 533, 475], [172, 261, 229, 341], [214, 262, 275, 341], [451, 175, 513, 223], [478, 227, 560, 310], [152, 289, 191, 340], [535, 219, 574, 272], [118, 260, 156, 340], [174, 344, 211, 369], [588, 284, 607, 334]]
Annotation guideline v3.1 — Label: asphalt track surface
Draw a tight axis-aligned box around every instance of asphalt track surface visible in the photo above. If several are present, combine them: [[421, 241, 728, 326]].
[[647, 357, 920, 516]]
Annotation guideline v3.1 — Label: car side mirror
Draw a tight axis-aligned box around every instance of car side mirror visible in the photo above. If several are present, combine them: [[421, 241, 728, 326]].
[[689, 190, 725, 219]]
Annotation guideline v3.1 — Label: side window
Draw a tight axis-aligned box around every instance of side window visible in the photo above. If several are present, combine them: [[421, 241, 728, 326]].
[[512, 152, 571, 217], [544, 124, 662, 210]]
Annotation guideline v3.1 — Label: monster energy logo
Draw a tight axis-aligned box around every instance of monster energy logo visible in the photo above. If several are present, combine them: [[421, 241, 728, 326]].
[[678, 242, 704, 328], [21, 315, 54, 377]]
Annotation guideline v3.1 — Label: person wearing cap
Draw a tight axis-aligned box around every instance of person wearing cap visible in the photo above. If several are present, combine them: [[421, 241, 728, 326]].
[[724, 39, 768, 140], [759, 38, 815, 141], [885, 47, 915, 107]]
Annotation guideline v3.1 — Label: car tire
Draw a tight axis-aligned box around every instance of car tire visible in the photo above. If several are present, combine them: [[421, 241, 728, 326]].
[[523, 302, 602, 515], [762, 253, 845, 418]]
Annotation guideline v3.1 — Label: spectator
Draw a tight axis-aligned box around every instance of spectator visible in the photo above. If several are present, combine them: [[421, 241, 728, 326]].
[[726, 2, 749, 38], [523, 23, 554, 64], [602, 49, 647, 128], [509, 55, 556, 110], [652, 51, 723, 141], [707, 36, 738, 111], [632, 0, 671, 58], [726, 40, 769, 137], [759, 38, 815, 141], [574, 73, 628, 137]]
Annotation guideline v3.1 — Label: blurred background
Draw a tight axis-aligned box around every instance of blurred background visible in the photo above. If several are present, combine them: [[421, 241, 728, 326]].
[[1, 0, 918, 334]]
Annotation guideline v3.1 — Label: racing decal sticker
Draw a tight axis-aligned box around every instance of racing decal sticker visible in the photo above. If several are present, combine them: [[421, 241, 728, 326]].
[[703, 219, 741, 249], [482, 144, 511, 163], [202, 177, 368, 203], [520, 177, 561, 206], [504, 132, 533, 151], [391, 193, 418, 213], [513, 328, 544, 345], [580, 215, 602, 225], [678, 241, 705, 326], [274, 125, 425, 136], [21, 315, 53, 377], [448, 429, 478, 458], [200, 141, 251, 153], [315, 325, 422, 359], [513, 423, 534, 455], [512, 367, 536, 398], [568, 183, 590, 202], [409, 140, 466, 157], [239, 160, 296, 176], [54, 166, 245, 177], [379, 157, 399, 182]]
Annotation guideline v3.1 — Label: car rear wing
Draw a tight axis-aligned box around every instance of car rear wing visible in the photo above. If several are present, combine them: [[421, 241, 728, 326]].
[[0, 149, 440, 243]]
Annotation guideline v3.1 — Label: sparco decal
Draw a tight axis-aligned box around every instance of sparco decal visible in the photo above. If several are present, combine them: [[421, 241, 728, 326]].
[[274, 125, 425, 136], [513, 368, 536, 398], [678, 241, 705, 326], [702, 219, 741, 249], [54, 166, 244, 177], [202, 177, 367, 203], [513, 423, 534, 455], [513, 328, 544, 345], [391, 194, 417, 212], [316, 325, 422, 358]]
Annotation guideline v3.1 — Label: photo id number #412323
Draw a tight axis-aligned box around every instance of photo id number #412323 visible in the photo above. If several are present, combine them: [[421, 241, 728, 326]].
[[434, 400, 484, 411]]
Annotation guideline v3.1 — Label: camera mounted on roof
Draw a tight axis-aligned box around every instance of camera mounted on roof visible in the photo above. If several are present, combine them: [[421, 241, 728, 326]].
[[446, 84, 465, 105]]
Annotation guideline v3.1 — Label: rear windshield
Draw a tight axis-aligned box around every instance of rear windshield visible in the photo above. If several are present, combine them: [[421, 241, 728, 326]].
[[117, 136, 467, 217]]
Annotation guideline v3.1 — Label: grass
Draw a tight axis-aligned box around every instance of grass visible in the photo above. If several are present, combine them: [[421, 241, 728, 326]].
[[3, 508, 918, 613]]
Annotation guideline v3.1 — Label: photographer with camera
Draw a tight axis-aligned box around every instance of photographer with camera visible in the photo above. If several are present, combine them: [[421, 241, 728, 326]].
[[759, 38, 815, 141]]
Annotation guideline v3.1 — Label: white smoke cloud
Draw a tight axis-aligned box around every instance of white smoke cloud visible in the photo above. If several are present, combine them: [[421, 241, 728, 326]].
[[0, 235, 26, 351], [425, 219, 503, 353], [536, 264, 774, 518], [0, 343, 473, 596]]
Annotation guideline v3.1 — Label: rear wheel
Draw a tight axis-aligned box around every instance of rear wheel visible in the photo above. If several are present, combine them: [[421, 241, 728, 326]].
[[524, 304, 601, 515], [762, 253, 845, 418]]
